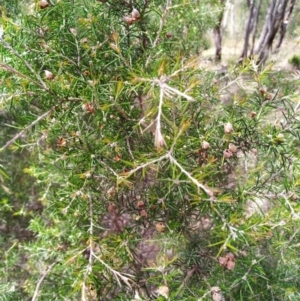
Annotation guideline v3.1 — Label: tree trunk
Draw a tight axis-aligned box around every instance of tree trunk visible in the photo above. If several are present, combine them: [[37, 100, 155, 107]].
[[236, 0, 296, 65], [239, 0, 257, 62], [213, 26, 222, 62], [213, 0, 226, 62], [250, 0, 262, 56], [214, 0, 296, 65], [254, 0, 277, 55], [275, 0, 297, 51], [254, 0, 292, 64]]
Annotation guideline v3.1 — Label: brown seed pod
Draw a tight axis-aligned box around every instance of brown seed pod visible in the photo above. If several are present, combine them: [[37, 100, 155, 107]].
[[107, 202, 117, 214], [81, 37, 88, 44], [251, 148, 258, 154], [211, 287, 224, 301], [259, 87, 267, 95], [113, 155, 121, 162], [223, 149, 233, 159], [123, 16, 135, 26], [69, 27, 77, 36], [166, 32, 173, 39], [218, 256, 228, 267], [131, 8, 140, 20], [40, 0, 49, 9], [139, 209, 148, 218], [289, 192, 298, 201], [40, 41, 50, 51], [137, 200, 144, 209], [226, 259, 235, 270], [82, 103, 95, 114], [156, 286, 169, 299], [228, 143, 237, 153], [224, 122, 234, 133], [57, 137, 66, 148], [155, 222, 166, 233], [226, 252, 235, 261], [44, 70, 54, 80], [202, 140, 210, 150]]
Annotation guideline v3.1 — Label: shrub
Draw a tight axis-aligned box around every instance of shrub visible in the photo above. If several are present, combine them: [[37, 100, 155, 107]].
[[1, 1, 300, 301], [289, 54, 300, 69]]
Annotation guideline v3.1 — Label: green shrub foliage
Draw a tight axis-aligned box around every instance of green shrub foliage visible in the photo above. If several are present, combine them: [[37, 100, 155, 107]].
[[289, 54, 300, 69], [1, 1, 300, 300]]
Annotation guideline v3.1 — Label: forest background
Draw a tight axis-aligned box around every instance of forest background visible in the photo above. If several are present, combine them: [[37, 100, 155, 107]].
[[1, 0, 300, 300]]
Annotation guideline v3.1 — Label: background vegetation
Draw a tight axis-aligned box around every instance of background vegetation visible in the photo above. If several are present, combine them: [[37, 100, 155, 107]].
[[1, 0, 300, 300]]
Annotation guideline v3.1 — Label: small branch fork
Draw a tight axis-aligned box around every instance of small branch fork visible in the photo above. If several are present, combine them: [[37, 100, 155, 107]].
[[117, 150, 213, 198], [0, 39, 48, 90], [92, 253, 134, 288], [168, 154, 213, 197], [0, 105, 57, 152], [31, 261, 58, 301]]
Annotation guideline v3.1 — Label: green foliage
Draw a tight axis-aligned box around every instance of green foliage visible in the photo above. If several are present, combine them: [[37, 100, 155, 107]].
[[1, 1, 300, 301], [289, 54, 300, 69]]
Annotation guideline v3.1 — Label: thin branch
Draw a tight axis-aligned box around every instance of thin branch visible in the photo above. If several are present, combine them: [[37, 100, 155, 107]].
[[65, 97, 84, 102], [167, 57, 199, 79], [167, 153, 214, 198], [81, 195, 94, 301], [197, 290, 212, 301], [145, 0, 172, 68], [92, 252, 134, 288], [162, 83, 196, 102], [175, 266, 197, 297], [154, 82, 166, 148], [240, 0, 256, 60], [0, 63, 46, 91], [229, 259, 260, 289], [62, 192, 79, 215], [1, 40, 48, 90], [0, 105, 57, 152], [282, 193, 300, 220], [31, 261, 58, 301], [0, 91, 38, 102], [119, 153, 169, 179], [126, 135, 134, 159], [277, 97, 300, 132], [74, 33, 81, 66], [212, 206, 241, 255], [157, 87, 164, 128], [99, 160, 119, 177]]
